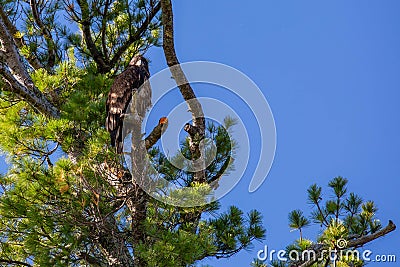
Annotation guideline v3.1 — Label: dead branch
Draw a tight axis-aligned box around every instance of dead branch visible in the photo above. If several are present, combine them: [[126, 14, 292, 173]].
[[145, 116, 168, 149], [160, 0, 205, 183], [160, 0, 205, 134], [160, 0, 208, 234], [347, 220, 396, 247]]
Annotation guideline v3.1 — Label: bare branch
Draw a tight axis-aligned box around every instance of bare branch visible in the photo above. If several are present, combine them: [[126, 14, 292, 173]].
[[183, 123, 200, 136], [347, 220, 396, 247], [161, 0, 207, 234], [160, 0, 205, 157], [0, 49, 5, 62], [160, 0, 204, 132], [145, 117, 168, 149]]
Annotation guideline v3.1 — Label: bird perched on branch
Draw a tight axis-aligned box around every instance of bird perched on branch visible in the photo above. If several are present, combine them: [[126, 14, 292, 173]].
[[106, 55, 151, 154]]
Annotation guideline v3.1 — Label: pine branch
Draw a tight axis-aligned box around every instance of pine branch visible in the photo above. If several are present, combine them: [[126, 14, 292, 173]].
[[316, 201, 329, 227], [100, 0, 111, 62], [297, 220, 396, 267], [0, 6, 43, 70], [29, 0, 57, 69], [108, 2, 161, 69], [76, 0, 109, 73], [0, 259, 32, 267], [0, 64, 59, 117], [0, 14, 59, 117], [208, 155, 233, 189], [77, 0, 161, 74]]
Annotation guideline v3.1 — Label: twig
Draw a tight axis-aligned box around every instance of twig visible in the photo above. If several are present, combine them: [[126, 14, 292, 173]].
[[29, 0, 56, 69]]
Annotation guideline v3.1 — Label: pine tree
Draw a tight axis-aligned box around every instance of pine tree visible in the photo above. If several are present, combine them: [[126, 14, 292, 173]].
[[0, 1, 266, 266], [252, 177, 396, 267]]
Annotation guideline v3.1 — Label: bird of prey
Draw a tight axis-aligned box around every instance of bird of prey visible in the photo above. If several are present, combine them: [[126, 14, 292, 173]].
[[105, 55, 151, 154]]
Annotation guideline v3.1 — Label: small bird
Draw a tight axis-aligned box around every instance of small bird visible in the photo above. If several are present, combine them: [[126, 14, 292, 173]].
[[105, 55, 151, 154]]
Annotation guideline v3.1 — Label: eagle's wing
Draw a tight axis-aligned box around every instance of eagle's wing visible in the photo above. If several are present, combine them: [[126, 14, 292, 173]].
[[106, 67, 141, 153]]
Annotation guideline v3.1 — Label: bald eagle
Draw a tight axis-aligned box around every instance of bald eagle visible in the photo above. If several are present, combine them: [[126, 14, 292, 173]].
[[106, 55, 151, 154]]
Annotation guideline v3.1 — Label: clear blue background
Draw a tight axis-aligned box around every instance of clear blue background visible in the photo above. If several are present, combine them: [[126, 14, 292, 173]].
[[2, 0, 400, 266], [147, 1, 400, 266]]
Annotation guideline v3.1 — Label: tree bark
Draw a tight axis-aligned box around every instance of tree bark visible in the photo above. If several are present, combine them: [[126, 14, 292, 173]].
[[94, 216, 135, 267]]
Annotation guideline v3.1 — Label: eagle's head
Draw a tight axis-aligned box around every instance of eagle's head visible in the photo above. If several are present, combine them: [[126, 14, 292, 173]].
[[129, 55, 148, 69]]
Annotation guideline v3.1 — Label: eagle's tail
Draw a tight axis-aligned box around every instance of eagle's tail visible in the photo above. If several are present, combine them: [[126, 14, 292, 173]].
[[106, 113, 124, 154]]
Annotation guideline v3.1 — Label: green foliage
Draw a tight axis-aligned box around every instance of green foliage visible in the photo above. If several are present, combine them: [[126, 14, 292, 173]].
[[151, 117, 236, 189], [0, 62, 111, 162], [288, 209, 310, 239], [0, 88, 265, 265], [209, 207, 265, 258], [0, 52, 264, 267], [1, 0, 162, 72], [0, 157, 89, 266], [319, 219, 348, 248], [257, 177, 384, 267], [251, 259, 268, 267], [138, 221, 216, 267], [0, 2, 267, 266]]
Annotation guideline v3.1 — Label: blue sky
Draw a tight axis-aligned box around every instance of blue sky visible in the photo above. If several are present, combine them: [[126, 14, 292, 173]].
[[1, 1, 399, 266], [146, 1, 400, 266]]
